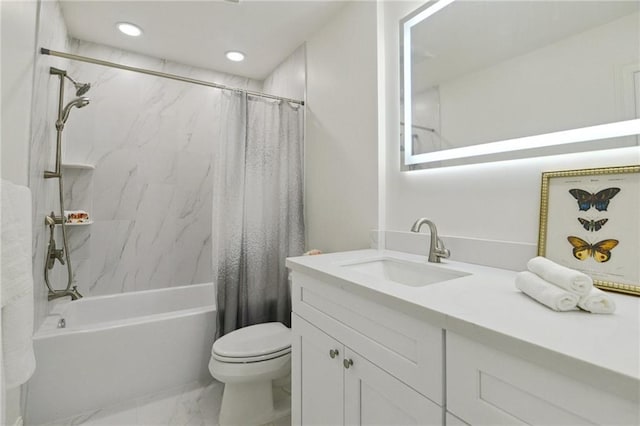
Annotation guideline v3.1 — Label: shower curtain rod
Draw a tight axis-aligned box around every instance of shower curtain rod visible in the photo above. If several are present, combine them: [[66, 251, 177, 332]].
[[40, 48, 305, 106]]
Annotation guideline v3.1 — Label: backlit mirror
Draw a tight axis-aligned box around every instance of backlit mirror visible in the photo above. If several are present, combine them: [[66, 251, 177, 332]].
[[401, 0, 640, 170]]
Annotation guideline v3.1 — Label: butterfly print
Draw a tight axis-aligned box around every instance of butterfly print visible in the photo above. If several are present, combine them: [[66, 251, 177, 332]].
[[577, 218, 608, 232], [568, 188, 620, 211], [567, 236, 618, 263]]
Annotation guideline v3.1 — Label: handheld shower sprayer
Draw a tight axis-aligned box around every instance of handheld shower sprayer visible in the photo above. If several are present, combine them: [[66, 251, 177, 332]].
[[56, 97, 90, 130]]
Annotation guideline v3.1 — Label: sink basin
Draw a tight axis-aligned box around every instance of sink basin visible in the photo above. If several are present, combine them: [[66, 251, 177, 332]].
[[339, 257, 469, 287]]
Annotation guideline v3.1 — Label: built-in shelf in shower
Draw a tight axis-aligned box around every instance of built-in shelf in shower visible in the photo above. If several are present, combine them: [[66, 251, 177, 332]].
[[61, 162, 95, 170], [64, 221, 93, 226]]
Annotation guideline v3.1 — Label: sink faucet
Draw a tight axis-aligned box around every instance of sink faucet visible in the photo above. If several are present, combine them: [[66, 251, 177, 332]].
[[410, 218, 450, 263]]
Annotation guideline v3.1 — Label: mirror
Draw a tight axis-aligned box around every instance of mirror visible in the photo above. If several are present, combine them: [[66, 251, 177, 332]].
[[401, 0, 640, 170]]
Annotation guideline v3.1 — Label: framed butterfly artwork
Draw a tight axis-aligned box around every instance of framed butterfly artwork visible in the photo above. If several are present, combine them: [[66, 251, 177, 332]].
[[538, 165, 640, 296]]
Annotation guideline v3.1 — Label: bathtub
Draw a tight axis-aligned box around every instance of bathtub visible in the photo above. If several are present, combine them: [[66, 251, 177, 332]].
[[26, 283, 216, 425]]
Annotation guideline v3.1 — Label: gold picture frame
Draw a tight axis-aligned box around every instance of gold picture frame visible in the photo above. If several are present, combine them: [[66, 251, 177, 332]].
[[538, 165, 640, 296]]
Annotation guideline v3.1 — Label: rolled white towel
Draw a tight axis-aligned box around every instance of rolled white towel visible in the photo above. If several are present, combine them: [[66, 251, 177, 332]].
[[515, 271, 579, 312], [578, 287, 616, 314], [527, 256, 592, 297]]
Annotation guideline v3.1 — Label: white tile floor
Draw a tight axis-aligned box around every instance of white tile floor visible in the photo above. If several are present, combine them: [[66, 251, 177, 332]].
[[39, 379, 291, 426]]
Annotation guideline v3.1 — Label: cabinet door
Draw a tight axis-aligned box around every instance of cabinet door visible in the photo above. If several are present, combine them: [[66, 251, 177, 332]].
[[445, 412, 470, 426], [292, 314, 344, 426], [447, 332, 639, 425], [343, 348, 442, 426]]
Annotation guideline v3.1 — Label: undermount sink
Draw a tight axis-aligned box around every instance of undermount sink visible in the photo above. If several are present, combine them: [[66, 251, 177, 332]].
[[339, 257, 470, 287]]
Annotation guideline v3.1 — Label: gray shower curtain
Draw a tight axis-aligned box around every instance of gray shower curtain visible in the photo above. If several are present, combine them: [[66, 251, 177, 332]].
[[213, 90, 305, 338]]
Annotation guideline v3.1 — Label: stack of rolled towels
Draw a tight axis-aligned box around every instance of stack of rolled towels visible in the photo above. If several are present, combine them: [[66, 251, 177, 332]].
[[516, 257, 616, 314]]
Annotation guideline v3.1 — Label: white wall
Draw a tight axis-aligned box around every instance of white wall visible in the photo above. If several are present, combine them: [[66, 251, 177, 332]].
[[381, 1, 640, 251], [305, 1, 378, 253], [1, 0, 37, 185]]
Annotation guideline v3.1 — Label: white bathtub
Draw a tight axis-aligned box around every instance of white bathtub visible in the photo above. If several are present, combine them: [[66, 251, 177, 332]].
[[26, 283, 216, 425]]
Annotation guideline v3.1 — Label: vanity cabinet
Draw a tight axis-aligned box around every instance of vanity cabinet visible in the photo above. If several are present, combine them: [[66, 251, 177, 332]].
[[293, 315, 343, 425], [447, 333, 639, 426], [288, 250, 640, 426], [293, 315, 441, 425], [291, 272, 443, 425]]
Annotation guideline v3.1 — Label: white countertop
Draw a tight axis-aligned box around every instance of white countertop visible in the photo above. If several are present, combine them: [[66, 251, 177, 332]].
[[286, 249, 640, 399]]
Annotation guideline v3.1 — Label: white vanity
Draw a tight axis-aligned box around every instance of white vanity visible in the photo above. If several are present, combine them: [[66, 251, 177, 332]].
[[286, 250, 640, 425]]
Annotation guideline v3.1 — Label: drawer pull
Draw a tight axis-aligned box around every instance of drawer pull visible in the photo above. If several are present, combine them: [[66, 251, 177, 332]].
[[329, 349, 339, 359], [343, 358, 354, 369]]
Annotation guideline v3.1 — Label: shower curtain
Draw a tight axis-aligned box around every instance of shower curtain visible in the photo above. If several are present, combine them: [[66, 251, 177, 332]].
[[213, 90, 305, 338]]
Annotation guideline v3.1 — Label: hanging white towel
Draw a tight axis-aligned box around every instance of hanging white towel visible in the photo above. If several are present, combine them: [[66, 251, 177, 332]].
[[1, 179, 36, 388], [515, 271, 579, 312], [527, 256, 593, 297], [578, 287, 616, 314]]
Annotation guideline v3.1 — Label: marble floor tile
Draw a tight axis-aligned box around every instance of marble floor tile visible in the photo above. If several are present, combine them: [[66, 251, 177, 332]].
[[38, 378, 292, 426], [39, 380, 224, 426]]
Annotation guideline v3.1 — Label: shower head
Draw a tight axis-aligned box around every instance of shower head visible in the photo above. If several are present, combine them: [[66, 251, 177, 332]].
[[74, 82, 91, 96], [64, 74, 91, 96], [57, 97, 90, 129]]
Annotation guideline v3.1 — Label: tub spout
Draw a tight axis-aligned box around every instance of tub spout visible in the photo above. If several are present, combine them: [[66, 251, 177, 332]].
[[48, 286, 82, 301]]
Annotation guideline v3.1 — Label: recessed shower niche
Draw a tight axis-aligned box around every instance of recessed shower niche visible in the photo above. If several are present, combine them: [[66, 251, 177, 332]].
[[61, 162, 94, 226], [58, 162, 94, 289]]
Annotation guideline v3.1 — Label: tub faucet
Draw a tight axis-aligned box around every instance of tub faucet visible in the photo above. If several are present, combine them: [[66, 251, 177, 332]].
[[410, 218, 450, 263], [48, 286, 82, 301]]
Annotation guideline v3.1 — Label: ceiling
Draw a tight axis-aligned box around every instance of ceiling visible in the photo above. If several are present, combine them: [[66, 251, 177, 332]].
[[59, 0, 347, 81]]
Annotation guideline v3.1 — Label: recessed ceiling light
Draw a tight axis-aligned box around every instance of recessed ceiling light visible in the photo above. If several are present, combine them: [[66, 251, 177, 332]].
[[225, 51, 245, 62], [117, 22, 143, 37]]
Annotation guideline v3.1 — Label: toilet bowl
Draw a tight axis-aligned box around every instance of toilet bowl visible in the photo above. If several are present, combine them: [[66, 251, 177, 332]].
[[209, 322, 291, 426]]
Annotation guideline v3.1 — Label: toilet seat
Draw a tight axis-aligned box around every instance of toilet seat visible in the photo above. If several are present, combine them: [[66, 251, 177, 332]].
[[212, 322, 291, 364], [212, 347, 291, 363]]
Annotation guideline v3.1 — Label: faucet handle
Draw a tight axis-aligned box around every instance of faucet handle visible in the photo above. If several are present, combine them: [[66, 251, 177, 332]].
[[435, 237, 450, 259]]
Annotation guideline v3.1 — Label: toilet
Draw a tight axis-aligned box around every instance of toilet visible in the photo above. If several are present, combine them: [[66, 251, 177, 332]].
[[209, 322, 292, 426]]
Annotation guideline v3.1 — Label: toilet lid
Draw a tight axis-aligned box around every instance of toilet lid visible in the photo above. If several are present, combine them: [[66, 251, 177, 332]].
[[212, 322, 291, 360]]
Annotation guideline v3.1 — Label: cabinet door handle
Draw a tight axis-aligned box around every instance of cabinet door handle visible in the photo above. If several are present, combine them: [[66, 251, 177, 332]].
[[343, 358, 354, 369], [329, 349, 339, 359]]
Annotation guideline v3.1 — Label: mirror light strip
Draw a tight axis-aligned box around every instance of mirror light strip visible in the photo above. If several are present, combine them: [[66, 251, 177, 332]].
[[406, 119, 640, 165], [402, 0, 640, 167], [403, 0, 457, 166]]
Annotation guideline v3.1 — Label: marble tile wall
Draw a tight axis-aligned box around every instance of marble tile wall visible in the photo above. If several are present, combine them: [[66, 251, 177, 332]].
[[262, 44, 306, 101], [29, 0, 71, 328], [57, 40, 262, 297]]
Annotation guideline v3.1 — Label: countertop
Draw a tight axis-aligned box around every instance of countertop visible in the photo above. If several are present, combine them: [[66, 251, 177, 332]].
[[286, 249, 640, 400]]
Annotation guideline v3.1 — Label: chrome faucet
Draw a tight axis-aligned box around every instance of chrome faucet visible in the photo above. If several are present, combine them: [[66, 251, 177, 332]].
[[410, 218, 450, 263]]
